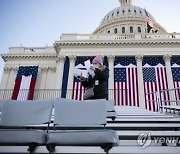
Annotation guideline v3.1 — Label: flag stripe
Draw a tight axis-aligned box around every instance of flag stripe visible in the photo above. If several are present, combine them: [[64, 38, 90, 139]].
[[135, 68, 139, 107], [156, 67, 162, 106], [12, 77, 22, 100], [123, 82, 126, 105], [17, 75, 31, 100], [28, 78, 36, 100], [126, 73, 130, 106], [144, 82, 147, 109], [124, 81, 128, 106], [114, 82, 127, 106], [128, 68, 132, 106], [151, 82, 156, 111], [157, 67, 169, 105], [72, 82, 84, 100], [174, 82, 180, 102]]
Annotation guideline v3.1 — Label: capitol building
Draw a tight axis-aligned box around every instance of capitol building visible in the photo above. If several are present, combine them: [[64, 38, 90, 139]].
[[1, 0, 180, 153], [0, 0, 180, 110]]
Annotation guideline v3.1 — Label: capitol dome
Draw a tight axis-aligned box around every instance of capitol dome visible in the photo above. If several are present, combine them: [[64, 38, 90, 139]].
[[93, 0, 167, 34]]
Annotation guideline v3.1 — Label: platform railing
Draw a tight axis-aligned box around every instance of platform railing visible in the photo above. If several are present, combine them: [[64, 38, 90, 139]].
[[0, 89, 120, 101], [145, 88, 180, 112], [160, 88, 180, 106], [145, 91, 161, 112]]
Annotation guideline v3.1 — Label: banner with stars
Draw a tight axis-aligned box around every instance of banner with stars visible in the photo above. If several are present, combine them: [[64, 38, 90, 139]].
[[143, 57, 169, 111], [12, 66, 38, 100], [171, 56, 180, 102], [114, 57, 139, 107]]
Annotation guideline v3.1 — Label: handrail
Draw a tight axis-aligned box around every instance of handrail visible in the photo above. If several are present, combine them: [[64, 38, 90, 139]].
[[160, 87, 180, 92], [145, 88, 180, 112]]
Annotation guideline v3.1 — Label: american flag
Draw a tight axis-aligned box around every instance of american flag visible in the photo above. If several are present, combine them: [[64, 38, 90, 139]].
[[144, 9, 153, 33], [12, 66, 38, 100], [72, 57, 93, 100], [143, 57, 169, 111], [172, 67, 180, 101], [171, 56, 180, 101], [114, 57, 139, 107]]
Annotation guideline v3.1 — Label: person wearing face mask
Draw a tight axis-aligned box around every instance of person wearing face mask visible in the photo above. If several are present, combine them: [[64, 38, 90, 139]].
[[80, 56, 109, 100]]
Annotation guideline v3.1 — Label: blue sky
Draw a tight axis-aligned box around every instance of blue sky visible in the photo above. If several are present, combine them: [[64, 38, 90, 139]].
[[0, 0, 180, 82]]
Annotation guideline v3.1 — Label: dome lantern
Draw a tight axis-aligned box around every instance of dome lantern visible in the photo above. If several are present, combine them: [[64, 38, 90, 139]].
[[119, 0, 132, 5]]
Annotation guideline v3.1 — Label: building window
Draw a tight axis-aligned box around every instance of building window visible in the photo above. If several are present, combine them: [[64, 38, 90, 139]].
[[114, 28, 118, 34], [138, 27, 141, 33], [117, 11, 119, 14], [112, 13, 114, 16], [134, 10, 136, 13], [130, 26, 133, 33], [122, 10, 125, 14], [122, 27, 125, 33], [107, 30, 110, 33], [128, 9, 131, 13]]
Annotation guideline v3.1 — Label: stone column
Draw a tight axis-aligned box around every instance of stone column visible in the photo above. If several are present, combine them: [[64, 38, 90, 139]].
[[56, 55, 66, 89], [66, 55, 76, 99], [39, 67, 49, 89], [163, 54, 176, 104], [0, 67, 10, 90], [38, 67, 46, 89], [107, 55, 115, 100], [6, 67, 18, 89], [0, 67, 11, 99], [135, 54, 146, 108], [44, 67, 50, 89]]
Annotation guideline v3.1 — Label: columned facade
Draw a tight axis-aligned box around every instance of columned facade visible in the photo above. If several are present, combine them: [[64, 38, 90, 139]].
[[1, 38, 180, 109]]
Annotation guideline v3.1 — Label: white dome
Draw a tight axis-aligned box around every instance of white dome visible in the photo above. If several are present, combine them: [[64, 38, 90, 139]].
[[93, 0, 167, 34]]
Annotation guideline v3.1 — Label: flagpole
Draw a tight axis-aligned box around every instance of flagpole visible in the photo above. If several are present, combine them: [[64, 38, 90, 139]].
[[144, 8, 147, 33], [144, 8, 153, 33]]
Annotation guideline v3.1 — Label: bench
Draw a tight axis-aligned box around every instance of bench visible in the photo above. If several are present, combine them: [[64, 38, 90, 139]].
[[55, 98, 117, 121], [0, 100, 54, 153], [46, 101, 119, 154], [83, 99, 117, 121]]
